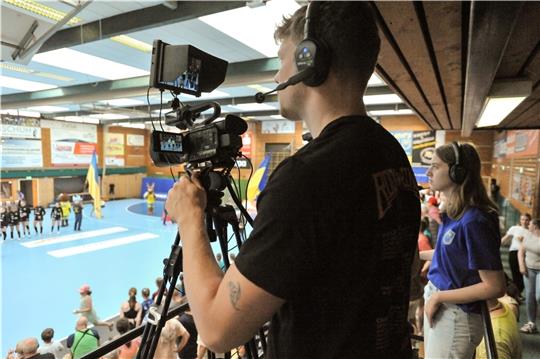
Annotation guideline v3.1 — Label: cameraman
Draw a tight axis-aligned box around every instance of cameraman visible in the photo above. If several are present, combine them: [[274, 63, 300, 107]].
[[165, 2, 419, 358]]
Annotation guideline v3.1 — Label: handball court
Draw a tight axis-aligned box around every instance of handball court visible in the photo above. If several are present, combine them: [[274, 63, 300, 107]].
[[0, 198, 235, 354]]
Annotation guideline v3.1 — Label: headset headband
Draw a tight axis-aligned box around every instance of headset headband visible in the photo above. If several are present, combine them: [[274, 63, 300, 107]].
[[451, 141, 460, 166]]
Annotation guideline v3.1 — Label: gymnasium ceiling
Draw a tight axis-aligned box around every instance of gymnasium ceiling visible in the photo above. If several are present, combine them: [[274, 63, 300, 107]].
[[0, 1, 539, 135]]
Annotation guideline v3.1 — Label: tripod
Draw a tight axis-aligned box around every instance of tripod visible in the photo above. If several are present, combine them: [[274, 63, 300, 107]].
[[137, 171, 266, 359]]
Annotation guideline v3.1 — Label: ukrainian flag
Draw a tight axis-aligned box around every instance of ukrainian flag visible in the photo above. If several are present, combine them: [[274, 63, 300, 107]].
[[247, 154, 271, 202], [86, 151, 102, 218]]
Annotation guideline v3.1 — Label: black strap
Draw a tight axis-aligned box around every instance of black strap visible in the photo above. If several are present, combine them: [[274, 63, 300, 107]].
[[71, 329, 91, 354]]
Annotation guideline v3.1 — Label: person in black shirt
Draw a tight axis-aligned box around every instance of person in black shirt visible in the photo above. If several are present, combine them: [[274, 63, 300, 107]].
[[19, 200, 31, 238], [33, 204, 46, 235], [165, 2, 419, 358], [8, 205, 21, 239], [1, 206, 8, 241], [73, 200, 83, 231], [178, 310, 198, 359], [50, 202, 62, 234]]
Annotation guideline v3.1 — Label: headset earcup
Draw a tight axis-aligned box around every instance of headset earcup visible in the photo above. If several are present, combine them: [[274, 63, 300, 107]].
[[294, 38, 330, 87], [449, 164, 467, 184]]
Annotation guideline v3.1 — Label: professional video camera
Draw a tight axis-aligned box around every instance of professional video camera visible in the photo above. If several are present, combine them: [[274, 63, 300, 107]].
[[148, 40, 247, 169]]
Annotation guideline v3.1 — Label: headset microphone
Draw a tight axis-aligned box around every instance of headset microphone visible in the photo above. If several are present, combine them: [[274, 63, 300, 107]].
[[254, 68, 315, 103]]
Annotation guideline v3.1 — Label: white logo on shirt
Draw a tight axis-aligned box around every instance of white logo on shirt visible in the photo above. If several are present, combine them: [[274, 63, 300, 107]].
[[442, 230, 455, 245]]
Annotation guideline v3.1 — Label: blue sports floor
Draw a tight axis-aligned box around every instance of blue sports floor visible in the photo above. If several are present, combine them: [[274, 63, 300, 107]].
[[1, 199, 239, 355]]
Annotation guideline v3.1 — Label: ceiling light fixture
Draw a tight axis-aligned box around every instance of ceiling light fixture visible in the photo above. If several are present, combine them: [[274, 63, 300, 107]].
[[0, 74, 57, 91], [0, 63, 74, 81], [110, 35, 153, 53], [4, 0, 82, 25], [32, 48, 149, 80], [363, 94, 403, 105], [476, 79, 532, 128]]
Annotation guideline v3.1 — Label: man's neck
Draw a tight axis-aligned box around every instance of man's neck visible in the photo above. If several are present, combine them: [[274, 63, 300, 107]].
[[304, 92, 367, 138]]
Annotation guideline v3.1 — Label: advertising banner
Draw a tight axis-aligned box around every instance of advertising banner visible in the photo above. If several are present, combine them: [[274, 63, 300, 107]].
[[391, 131, 413, 162], [0, 124, 41, 139], [241, 133, 252, 158], [506, 130, 539, 158], [412, 130, 435, 166], [127, 134, 145, 147], [45, 121, 98, 166], [105, 133, 125, 167], [0, 138, 43, 168], [261, 120, 295, 134], [512, 170, 535, 208]]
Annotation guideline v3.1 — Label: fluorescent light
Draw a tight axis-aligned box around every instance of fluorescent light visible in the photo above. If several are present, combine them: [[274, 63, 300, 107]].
[[368, 73, 385, 87], [54, 116, 100, 124], [116, 123, 146, 129], [99, 98, 145, 107], [4, 0, 82, 25], [27, 105, 69, 113], [270, 115, 286, 119], [476, 97, 526, 127], [32, 48, 149, 80], [0, 75, 57, 91], [89, 114, 130, 120], [369, 109, 414, 116], [232, 103, 276, 112], [0, 109, 41, 117], [199, 0, 300, 57], [363, 94, 402, 105], [110, 35, 153, 53]]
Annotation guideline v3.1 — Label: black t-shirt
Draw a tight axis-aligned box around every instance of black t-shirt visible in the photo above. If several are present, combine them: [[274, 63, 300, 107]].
[[9, 211, 19, 224], [34, 206, 46, 221], [19, 206, 31, 220], [178, 312, 198, 359], [51, 207, 62, 220], [235, 116, 420, 359]]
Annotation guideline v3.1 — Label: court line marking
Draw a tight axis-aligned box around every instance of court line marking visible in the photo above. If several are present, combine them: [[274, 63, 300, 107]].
[[21, 227, 129, 248], [47, 232, 159, 258]]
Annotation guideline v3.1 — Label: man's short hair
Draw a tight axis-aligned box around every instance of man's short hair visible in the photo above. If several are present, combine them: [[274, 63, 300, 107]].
[[274, 2, 380, 89], [41, 328, 54, 342]]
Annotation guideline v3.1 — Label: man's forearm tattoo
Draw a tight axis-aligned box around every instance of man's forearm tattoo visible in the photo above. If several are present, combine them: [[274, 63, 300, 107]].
[[228, 281, 241, 311]]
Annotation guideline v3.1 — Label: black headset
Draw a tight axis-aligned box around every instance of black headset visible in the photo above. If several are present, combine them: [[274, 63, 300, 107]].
[[449, 142, 467, 184], [294, 1, 331, 87]]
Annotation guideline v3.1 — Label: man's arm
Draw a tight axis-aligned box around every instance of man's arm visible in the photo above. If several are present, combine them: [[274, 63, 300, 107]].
[[500, 233, 513, 246], [176, 320, 190, 353], [419, 249, 434, 261], [166, 175, 285, 353]]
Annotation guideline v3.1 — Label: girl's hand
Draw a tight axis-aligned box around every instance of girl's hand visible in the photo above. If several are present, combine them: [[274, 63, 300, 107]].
[[425, 292, 442, 328], [520, 267, 528, 277]]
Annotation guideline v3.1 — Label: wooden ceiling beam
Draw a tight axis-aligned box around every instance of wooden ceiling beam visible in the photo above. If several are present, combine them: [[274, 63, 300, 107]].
[[461, 1, 524, 136]]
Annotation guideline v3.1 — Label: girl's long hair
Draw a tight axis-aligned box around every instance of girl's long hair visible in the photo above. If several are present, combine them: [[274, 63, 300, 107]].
[[436, 143, 498, 219]]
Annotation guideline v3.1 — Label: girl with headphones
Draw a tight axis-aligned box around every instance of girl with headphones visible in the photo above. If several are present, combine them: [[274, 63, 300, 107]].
[[421, 142, 506, 358]]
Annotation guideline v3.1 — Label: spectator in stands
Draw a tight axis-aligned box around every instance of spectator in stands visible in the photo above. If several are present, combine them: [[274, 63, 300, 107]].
[[33, 204, 46, 236], [18, 200, 31, 238], [475, 292, 522, 359], [119, 294, 142, 327], [422, 142, 505, 358], [73, 200, 83, 231], [37, 328, 65, 359], [153, 318, 190, 359], [66, 317, 100, 359], [518, 218, 540, 334], [8, 204, 21, 239], [50, 203, 62, 234], [178, 309, 198, 359], [115, 318, 140, 359], [490, 178, 501, 203], [6, 338, 53, 359], [73, 284, 113, 330], [152, 277, 166, 302], [501, 213, 531, 295], [140, 287, 153, 321], [166, 2, 421, 357]]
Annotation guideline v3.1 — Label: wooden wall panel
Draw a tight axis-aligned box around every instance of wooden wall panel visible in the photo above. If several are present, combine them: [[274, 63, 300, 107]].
[[42, 128, 52, 168], [102, 173, 144, 200], [380, 115, 430, 131], [0, 180, 17, 202], [36, 177, 54, 206]]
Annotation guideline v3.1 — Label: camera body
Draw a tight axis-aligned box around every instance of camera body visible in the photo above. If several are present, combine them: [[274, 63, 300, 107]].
[[150, 114, 247, 168]]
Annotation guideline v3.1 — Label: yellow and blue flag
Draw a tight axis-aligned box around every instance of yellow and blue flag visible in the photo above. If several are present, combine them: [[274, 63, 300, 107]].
[[247, 154, 271, 202], [86, 151, 102, 218]]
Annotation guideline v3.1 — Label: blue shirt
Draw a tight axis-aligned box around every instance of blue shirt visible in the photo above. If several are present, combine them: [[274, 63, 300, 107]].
[[428, 207, 502, 313]]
